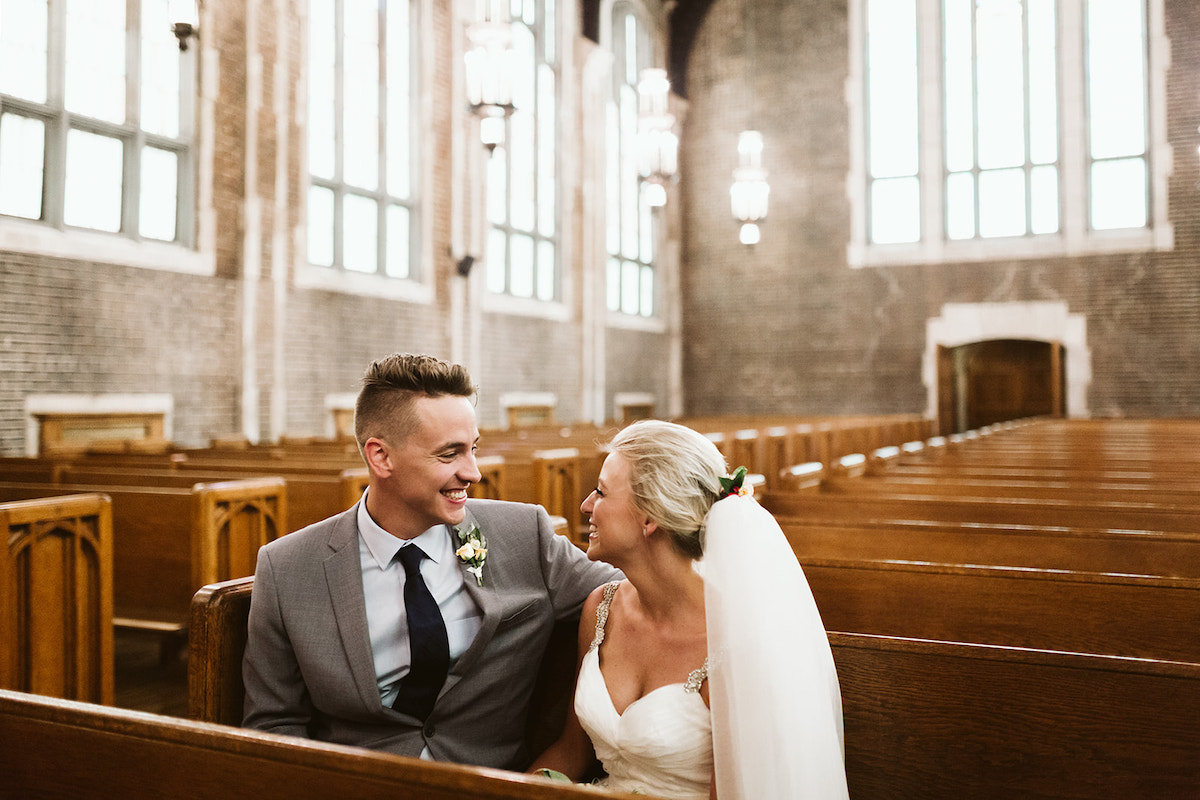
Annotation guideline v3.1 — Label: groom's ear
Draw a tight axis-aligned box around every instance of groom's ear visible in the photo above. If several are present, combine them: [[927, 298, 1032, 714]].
[[363, 437, 392, 478]]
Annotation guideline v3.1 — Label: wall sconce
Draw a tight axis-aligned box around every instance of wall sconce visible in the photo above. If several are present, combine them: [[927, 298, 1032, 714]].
[[170, 0, 200, 51], [637, 68, 678, 209], [465, 0, 516, 153], [730, 130, 769, 245]]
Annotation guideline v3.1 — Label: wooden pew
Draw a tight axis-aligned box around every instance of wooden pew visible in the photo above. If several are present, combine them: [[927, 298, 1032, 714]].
[[0, 456, 357, 531], [802, 557, 1200, 662], [760, 490, 1200, 535], [781, 516, 1200, 579], [0, 689, 631, 799], [190, 575, 582, 763], [833, 632, 1200, 799], [1, 493, 114, 704], [183, 580, 1200, 800], [0, 478, 286, 640]]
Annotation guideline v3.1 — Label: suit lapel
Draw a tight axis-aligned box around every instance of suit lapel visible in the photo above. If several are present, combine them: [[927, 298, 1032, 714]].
[[323, 507, 387, 713], [440, 508, 500, 696]]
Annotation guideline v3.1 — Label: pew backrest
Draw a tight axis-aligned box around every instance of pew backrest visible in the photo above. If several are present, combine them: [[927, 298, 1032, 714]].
[[831, 631, 1200, 799], [0, 689, 633, 799], [0, 493, 114, 704], [189, 576, 582, 760]]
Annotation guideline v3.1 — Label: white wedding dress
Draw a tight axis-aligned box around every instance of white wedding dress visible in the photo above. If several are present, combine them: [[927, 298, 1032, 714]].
[[574, 582, 713, 800], [574, 495, 850, 800]]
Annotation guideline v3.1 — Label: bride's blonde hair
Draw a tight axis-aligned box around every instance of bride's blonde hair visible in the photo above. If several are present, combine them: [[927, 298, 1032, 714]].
[[607, 420, 728, 559]]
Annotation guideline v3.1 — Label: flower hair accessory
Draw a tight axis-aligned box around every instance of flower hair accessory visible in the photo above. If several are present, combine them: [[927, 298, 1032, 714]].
[[718, 466, 750, 500], [454, 522, 487, 585]]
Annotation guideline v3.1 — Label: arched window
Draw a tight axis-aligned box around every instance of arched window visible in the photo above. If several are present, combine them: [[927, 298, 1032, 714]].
[[485, 0, 559, 302], [606, 2, 657, 317], [0, 0, 194, 246], [307, 0, 415, 279]]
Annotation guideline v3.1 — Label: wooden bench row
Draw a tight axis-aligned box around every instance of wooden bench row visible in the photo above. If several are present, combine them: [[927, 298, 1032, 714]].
[[0, 478, 286, 637], [172, 574, 1200, 798]]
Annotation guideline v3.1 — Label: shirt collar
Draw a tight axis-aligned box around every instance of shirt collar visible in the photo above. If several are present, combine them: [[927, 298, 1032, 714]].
[[357, 487, 453, 570]]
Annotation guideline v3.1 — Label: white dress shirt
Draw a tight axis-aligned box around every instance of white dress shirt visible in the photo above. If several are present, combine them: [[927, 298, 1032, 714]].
[[356, 490, 483, 709]]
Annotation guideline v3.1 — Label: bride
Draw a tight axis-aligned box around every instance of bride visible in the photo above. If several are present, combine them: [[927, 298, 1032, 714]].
[[530, 420, 849, 799]]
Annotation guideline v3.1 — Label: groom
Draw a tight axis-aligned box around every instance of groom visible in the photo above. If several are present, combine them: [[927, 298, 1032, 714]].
[[242, 353, 618, 769]]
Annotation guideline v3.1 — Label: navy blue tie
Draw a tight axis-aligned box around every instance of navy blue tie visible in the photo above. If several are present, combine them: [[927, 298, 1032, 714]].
[[391, 545, 449, 720]]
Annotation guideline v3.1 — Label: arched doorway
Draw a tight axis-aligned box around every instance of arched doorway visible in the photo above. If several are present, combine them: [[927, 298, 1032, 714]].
[[923, 301, 1091, 427], [937, 339, 1066, 435]]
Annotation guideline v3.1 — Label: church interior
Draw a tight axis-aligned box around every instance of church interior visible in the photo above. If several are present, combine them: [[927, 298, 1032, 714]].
[[1, 0, 1198, 796]]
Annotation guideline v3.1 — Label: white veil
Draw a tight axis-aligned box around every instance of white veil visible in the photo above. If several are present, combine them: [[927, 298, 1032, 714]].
[[702, 493, 850, 800]]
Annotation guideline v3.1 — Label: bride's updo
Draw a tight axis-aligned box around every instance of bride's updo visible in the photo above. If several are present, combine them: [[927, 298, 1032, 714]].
[[607, 420, 728, 560]]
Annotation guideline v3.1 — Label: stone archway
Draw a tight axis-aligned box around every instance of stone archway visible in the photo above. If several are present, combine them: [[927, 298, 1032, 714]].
[[923, 302, 1090, 421]]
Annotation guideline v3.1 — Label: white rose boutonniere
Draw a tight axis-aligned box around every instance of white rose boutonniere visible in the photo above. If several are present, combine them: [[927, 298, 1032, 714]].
[[454, 522, 488, 586]]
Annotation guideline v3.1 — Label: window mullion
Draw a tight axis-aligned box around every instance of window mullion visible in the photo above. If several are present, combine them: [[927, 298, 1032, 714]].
[[1058, 0, 1086, 245], [919, 0, 943, 248], [125, 0, 140, 238]]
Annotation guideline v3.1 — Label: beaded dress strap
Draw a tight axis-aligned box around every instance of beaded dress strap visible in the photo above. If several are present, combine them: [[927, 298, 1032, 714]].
[[589, 581, 620, 652], [589, 581, 709, 693]]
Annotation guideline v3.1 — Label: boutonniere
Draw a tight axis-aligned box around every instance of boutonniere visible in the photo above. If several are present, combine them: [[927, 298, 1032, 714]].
[[454, 522, 487, 586]]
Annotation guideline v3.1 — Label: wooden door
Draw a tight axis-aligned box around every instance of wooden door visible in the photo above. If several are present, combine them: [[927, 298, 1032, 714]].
[[938, 339, 1065, 434]]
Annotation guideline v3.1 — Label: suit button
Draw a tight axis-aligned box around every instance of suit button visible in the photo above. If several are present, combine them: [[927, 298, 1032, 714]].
[[424, 721, 436, 737]]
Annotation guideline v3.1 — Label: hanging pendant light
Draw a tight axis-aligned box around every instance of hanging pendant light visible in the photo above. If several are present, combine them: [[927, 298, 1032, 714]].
[[731, 130, 769, 245], [464, 0, 516, 152], [637, 68, 678, 208]]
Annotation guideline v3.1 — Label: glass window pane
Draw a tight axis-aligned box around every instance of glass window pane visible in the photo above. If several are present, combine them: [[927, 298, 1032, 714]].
[[385, 204, 410, 278], [639, 264, 653, 317], [606, 256, 621, 311], [510, 110, 536, 231], [946, 172, 975, 240], [870, 176, 920, 244], [141, 0, 181, 138], [543, 0, 555, 64], [978, 167, 1026, 238], [975, 1, 1025, 169], [343, 0, 380, 191], [620, 84, 639, 259], [605, 102, 621, 255], [487, 145, 508, 224], [537, 65, 555, 236], [487, 229, 508, 293], [64, 129, 123, 232], [1027, 0, 1057, 164], [307, 185, 335, 266], [621, 260, 639, 315], [140, 147, 178, 241], [386, 0, 411, 198], [639, 192, 654, 261], [0, 0, 49, 102], [1091, 157, 1146, 230], [510, 233, 534, 297], [1030, 164, 1059, 234], [1088, 0, 1146, 159], [536, 239, 555, 300], [65, 0, 126, 123], [866, 0, 918, 178], [942, 0, 974, 172], [308, 0, 336, 180], [0, 114, 46, 220], [343, 193, 378, 272]]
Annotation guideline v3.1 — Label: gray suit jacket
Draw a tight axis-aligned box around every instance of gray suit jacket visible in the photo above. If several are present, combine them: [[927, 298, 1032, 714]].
[[242, 498, 618, 769]]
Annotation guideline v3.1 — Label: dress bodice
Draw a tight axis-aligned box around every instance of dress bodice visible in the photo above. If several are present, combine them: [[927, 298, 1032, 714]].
[[574, 582, 713, 800]]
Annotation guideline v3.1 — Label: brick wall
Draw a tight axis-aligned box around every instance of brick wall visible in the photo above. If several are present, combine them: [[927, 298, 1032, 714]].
[[680, 0, 1200, 420]]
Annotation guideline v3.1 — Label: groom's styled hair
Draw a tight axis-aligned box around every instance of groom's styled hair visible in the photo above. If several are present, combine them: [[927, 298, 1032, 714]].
[[354, 353, 477, 452], [607, 420, 728, 560]]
